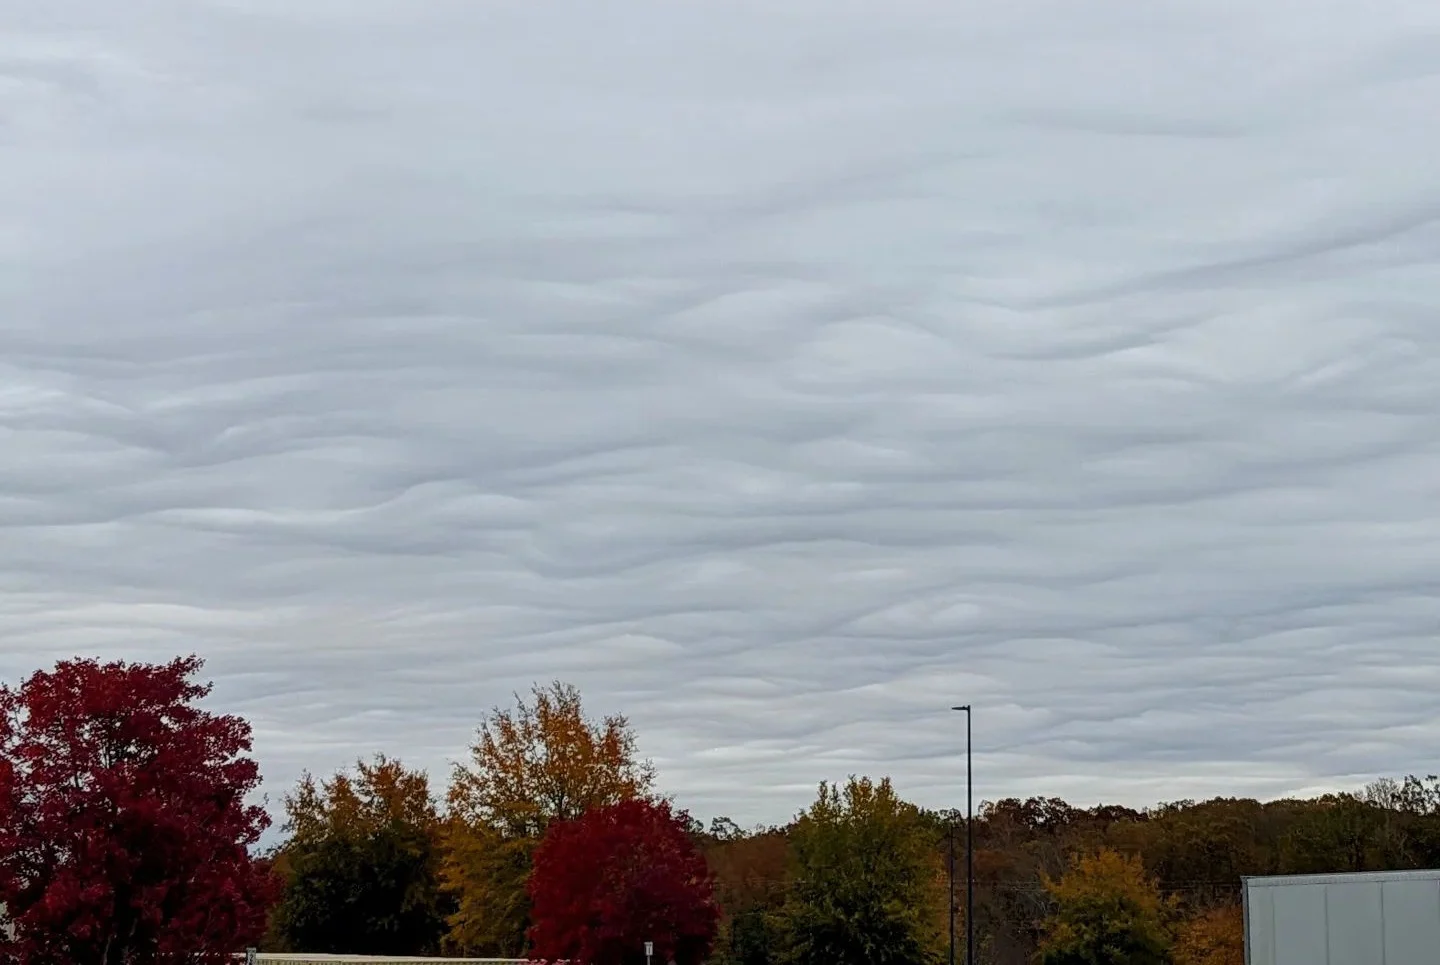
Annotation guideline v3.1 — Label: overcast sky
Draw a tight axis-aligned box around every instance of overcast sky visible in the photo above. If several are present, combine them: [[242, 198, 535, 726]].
[[5, 0, 1440, 831]]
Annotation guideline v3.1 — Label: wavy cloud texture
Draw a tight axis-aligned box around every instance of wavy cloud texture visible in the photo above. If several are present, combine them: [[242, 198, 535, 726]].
[[5, 0, 1440, 828]]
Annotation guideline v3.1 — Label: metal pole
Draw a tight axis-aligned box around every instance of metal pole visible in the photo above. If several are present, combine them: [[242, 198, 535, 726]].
[[966, 706, 974, 965]]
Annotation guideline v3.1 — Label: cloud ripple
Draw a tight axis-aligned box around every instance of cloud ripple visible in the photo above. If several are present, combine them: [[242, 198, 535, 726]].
[[4, 0, 1440, 828]]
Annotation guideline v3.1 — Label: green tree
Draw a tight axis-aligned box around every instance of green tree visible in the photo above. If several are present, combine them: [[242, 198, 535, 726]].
[[1278, 793, 1384, 874], [1363, 776, 1440, 869], [1130, 798, 1263, 910], [1037, 849, 1172, 965], [271, 755, 451, 955], [778, 776, 945, 965]]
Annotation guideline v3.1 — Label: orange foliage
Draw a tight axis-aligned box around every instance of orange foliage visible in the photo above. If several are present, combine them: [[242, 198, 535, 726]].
[[448, 680, 654, 837], [441, 681, 654, 955], [706, 830, 790, 918], [1173, 905, 1244, 965], [285, 754, 438, 843]]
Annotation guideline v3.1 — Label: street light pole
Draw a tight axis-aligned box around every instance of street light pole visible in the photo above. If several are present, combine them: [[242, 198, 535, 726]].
[[952, 705, 974, 965]]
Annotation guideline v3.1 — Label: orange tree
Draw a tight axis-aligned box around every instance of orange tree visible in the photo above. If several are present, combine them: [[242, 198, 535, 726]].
[[442, 681, 654, 955], [527, 798, 719, 965], [704, 827, 790, 965], [1172, 905, 1243, 965]]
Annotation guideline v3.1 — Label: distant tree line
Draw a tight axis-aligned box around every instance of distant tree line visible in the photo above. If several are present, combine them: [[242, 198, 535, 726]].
[[5, 655, 1440, 965]]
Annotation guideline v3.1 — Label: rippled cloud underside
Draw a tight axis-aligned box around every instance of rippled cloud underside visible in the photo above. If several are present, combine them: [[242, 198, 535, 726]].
[[5, 0, 1440, 827]]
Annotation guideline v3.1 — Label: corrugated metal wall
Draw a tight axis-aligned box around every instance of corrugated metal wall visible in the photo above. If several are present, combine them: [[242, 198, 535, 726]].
[[1245, 870, 1440, 965]]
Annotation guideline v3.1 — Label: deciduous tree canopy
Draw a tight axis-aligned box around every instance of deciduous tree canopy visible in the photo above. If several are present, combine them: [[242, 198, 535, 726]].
[[12, 655, 1440, 965], [780, 776, 945, 965], [528, 798, 720, 965], [449, 680, 655, 837], [269, 755, 450, 956], [705, 827, 790, 965], [0, 656, 275, 965], [442, 681, 654, 955], [1172, 905, 1243, 965], [1037, 849, 1172, 965]]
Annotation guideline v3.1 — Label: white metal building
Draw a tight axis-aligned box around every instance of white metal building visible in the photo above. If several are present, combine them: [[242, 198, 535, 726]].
[[1244, 868, 1440, 964]]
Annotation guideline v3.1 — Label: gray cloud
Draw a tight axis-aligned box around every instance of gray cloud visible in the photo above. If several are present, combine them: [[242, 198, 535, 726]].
[[4, 0, 1440, 833]]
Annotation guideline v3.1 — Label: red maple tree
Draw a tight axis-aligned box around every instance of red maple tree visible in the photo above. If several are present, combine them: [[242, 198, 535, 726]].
[[527, 798, 720, 965], [0, 655, 278, 965]]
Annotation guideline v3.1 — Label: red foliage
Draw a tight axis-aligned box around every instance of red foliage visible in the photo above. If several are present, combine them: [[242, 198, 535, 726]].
[[528, 798, 720, 965], [0, 655, 279, 965]]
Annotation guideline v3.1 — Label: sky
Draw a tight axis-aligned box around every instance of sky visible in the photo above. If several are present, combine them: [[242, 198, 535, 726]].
[[5, 0, 1440, 834]]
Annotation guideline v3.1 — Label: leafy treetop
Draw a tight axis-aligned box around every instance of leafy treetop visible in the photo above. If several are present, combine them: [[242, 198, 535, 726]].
[[0, 655, 276, 965], [528, 797, 720, 965], [441, 681, 655, 956], [1037, 848, 1173, 965]]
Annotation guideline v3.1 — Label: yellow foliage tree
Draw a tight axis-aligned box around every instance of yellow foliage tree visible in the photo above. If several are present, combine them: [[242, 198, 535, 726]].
[[1037, 849, 1174, 965], [1173, 905, 1244, 965], [441, 681, 654, 955], [286, 754, 439, 843]]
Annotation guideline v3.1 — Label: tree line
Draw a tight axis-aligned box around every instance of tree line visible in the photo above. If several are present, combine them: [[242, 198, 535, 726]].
[[4, 655, 1440, 965]]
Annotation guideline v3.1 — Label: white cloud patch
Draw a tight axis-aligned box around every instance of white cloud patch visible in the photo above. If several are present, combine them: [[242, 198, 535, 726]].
[[5, 0, 1440, 832]]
